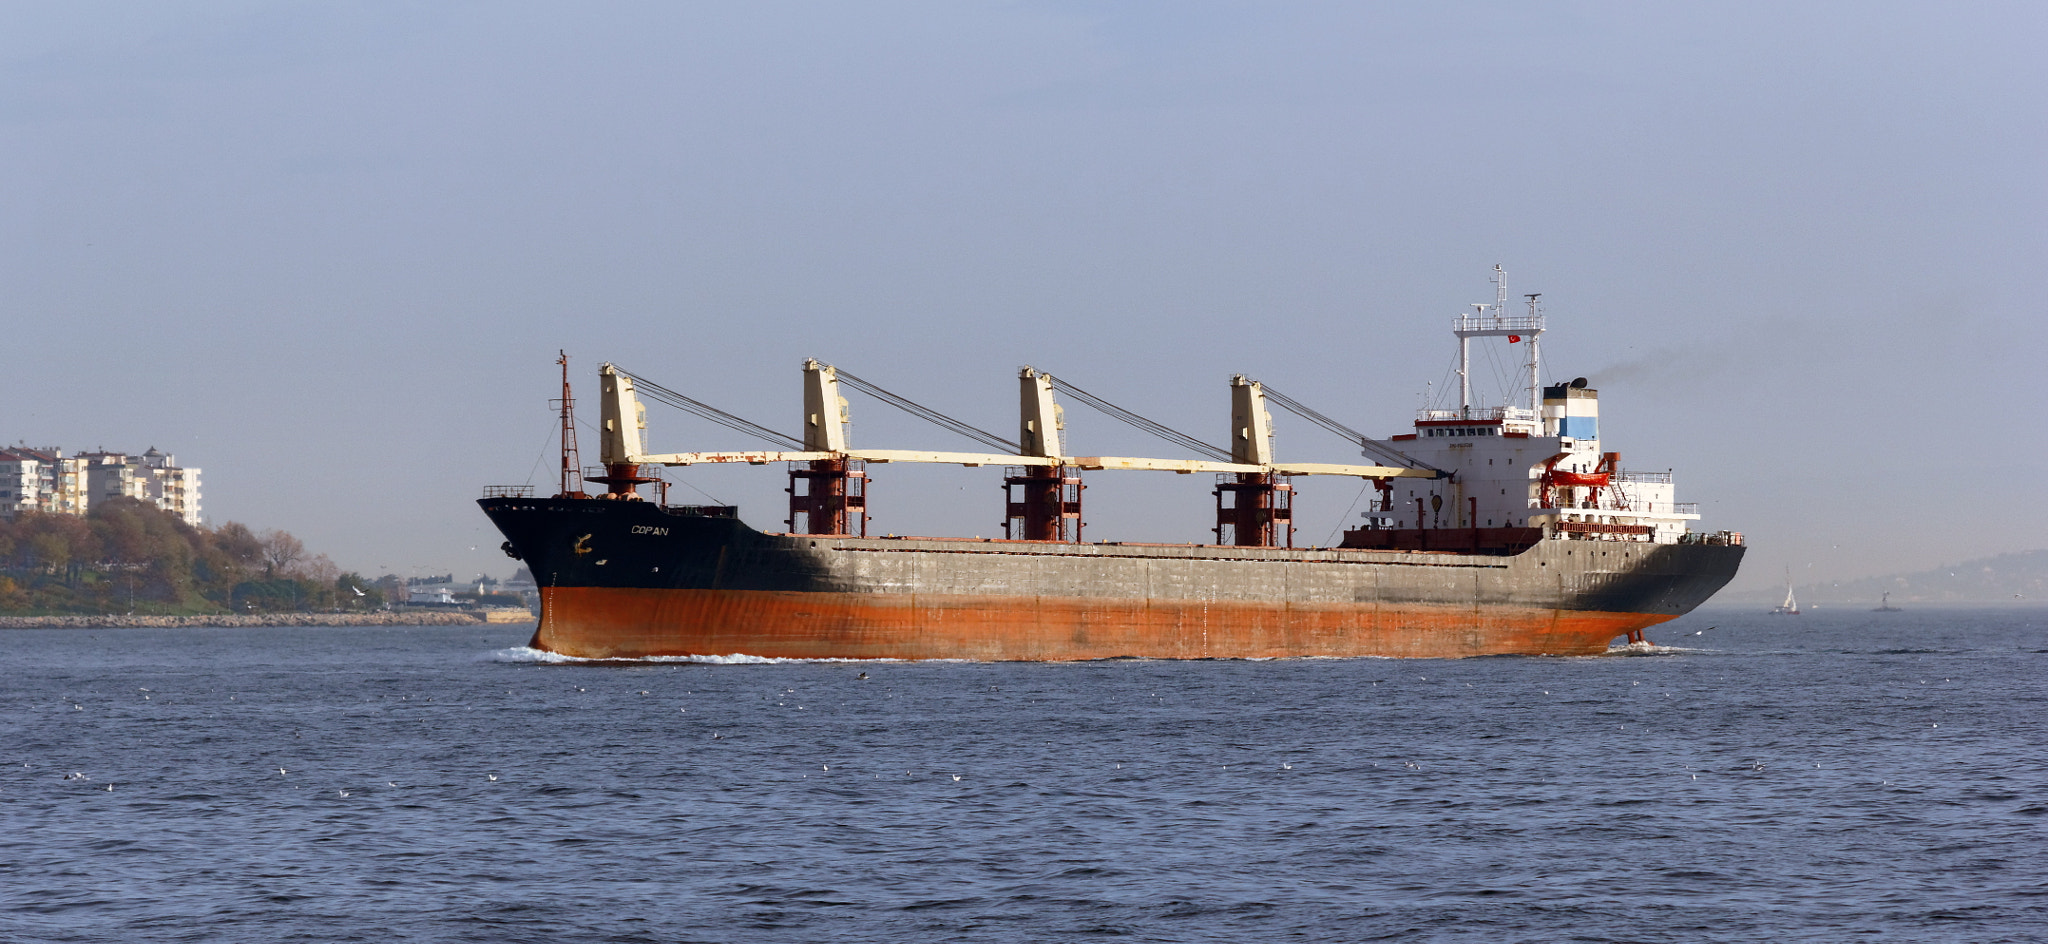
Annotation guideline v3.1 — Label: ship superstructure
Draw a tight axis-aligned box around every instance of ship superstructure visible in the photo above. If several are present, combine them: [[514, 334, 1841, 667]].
[[481, 270, 1743, 661], [1343, 281, 1698, 553]]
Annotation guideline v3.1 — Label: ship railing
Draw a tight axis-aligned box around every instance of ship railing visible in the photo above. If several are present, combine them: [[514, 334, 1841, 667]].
[[1678, 530, 1744, 547], [1531, 500, 1699, 515], [1415, 406, 1541, 423], [1452, 313, 1544, 333], [482, 485, 535, 499], [1613, 470, 1673, 484]]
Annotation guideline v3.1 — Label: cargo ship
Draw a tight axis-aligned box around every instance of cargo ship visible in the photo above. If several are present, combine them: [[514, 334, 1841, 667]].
[[482, 272, 1743, 660]]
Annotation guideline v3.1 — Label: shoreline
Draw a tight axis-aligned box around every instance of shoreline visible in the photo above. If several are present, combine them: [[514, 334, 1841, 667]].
[[0, 611, 520, 629]]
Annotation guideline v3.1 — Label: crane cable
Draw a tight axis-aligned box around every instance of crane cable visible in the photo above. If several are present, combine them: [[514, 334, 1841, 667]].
[[1257, 384, 1446, 475], [830, 369, 1020, 453], [1045, 376, 1233, 463], [613, 368, 806, 451]]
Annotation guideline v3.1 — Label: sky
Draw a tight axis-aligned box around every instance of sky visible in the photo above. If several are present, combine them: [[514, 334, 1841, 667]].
[[1, 1, 2041, 592]]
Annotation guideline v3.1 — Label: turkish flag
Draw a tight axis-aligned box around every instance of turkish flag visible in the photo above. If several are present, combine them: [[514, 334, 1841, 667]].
[[1508, 335, 1521, 343]]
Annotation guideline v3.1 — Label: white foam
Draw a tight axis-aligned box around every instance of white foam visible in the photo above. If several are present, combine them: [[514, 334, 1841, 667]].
[[492, 646, 588, 664], [490, 646, 904, 665], [676, 653, 908, 665], [1605, 642, 1712, 656]]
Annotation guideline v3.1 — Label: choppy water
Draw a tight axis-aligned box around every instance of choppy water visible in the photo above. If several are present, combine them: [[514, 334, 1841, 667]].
[[4, 608, 2047, 942]]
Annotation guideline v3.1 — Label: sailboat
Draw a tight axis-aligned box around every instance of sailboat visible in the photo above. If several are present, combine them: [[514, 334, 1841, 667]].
[[1874, 592, 1902, 612], [1770, 568, 1800, 615]]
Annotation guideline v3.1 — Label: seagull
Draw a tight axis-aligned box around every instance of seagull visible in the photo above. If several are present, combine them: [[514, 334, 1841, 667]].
[[487, 774, 498, 781], [387, 781, 398, 787], [1282, 763, 1293, 770], [951, 774, 962, 781], [105, 783, 113, 791], [857, 672, 868, 680], [822, 765, 829, 771], [338, 789, 351, 798], [278, 768, 288, 776]]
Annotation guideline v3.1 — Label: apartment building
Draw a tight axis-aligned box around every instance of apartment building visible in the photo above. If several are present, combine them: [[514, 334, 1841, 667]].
[[2, 446, 204, 526], [0, 447, 88, 518]]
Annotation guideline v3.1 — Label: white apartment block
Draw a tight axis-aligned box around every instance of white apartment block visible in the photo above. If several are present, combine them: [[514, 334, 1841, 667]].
[[0, 447, 88, 518], [0, 446, 204, 526]]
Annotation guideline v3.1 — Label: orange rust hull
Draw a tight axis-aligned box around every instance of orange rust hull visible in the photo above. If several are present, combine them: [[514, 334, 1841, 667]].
[[533, 586, 1675, 661]]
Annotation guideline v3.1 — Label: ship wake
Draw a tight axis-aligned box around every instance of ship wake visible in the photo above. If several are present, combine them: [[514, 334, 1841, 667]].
[[491, 646, 908, 665]]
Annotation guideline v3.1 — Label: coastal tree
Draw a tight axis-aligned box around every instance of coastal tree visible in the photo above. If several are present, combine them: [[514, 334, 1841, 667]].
[[0, 501, 348, 616], [260, 530, 305, 577]]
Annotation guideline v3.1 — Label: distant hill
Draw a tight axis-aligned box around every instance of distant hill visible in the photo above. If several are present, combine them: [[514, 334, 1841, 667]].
[[1723, 549, 2048, 607]]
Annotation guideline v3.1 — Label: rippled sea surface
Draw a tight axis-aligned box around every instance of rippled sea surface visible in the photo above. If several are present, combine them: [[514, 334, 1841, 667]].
[[5, 607, 2048, 942]]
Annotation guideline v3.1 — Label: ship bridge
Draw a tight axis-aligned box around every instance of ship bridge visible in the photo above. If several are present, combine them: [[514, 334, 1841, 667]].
[[1341, 268, 1725, 552]]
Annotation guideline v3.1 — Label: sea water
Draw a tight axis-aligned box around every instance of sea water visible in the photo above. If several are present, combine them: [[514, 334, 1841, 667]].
[[4, 608, 2045, 942]]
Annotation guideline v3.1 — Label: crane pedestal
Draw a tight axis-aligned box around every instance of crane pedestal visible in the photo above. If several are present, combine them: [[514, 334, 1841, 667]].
[[788, 458, 867, 536], [1215, 473, 1293, 548], [1004, 465, 1083, 542]]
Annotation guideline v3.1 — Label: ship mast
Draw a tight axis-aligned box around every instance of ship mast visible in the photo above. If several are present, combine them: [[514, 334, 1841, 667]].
[[554, 351, 586, 499], [1453, 264, 1544, 415], [1524, 292, 1543, 413]]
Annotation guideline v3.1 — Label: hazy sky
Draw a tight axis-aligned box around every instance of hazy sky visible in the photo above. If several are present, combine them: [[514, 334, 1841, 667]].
[[3, 2, 2040, 592]]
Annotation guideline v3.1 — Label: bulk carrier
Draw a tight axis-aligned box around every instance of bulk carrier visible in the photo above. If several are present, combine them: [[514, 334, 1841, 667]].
[[482, 271, 1743, 660]]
